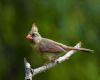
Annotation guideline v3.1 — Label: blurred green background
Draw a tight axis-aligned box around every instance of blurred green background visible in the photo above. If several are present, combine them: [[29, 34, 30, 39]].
[[0, 0, 100, 80]]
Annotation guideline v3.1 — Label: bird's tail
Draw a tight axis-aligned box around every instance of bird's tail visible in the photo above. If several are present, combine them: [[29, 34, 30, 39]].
[[63, 46, 94, 53]]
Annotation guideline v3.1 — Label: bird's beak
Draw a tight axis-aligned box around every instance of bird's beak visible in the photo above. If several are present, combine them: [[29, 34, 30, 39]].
[[26, 34, 33, 41]]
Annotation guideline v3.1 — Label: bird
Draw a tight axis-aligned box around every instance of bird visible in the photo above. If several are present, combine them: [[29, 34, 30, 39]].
[[26, 23, 94, 62]]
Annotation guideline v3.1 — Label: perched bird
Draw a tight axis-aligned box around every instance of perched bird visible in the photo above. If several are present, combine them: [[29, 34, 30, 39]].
[[26, 23, 93, 62]]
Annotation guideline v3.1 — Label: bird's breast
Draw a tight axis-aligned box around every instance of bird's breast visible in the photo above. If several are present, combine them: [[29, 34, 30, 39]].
[[33, 44, 39, 51]]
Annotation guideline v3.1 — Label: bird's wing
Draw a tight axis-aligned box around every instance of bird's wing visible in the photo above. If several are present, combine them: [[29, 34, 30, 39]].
[[39, 38, 65, 53], [46, 39, 94, 53]]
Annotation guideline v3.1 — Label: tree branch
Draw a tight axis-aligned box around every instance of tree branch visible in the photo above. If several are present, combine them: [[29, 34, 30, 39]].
[[24, 42, 81, 80]]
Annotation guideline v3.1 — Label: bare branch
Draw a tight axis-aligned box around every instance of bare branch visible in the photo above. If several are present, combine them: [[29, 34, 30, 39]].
[[24, 42, 81, 80], [24, 58, 32, 80]]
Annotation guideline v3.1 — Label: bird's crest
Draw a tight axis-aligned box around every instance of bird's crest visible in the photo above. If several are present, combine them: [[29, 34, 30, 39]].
[[32, 22, 38, 32]]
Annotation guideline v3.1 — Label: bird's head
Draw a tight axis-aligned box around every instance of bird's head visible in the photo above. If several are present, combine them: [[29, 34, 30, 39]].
[[26, 23, 42, 44]]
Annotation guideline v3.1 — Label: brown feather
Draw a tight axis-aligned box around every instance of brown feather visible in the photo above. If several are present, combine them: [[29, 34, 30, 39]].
[[38, 38, 65, 53]]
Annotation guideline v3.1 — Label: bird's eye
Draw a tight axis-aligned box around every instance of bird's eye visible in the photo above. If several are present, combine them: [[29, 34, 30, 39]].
[[32, 33, 35, 37]]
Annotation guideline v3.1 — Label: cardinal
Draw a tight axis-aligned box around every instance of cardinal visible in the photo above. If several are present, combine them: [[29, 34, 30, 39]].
[[26, 23, 93, 62]]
